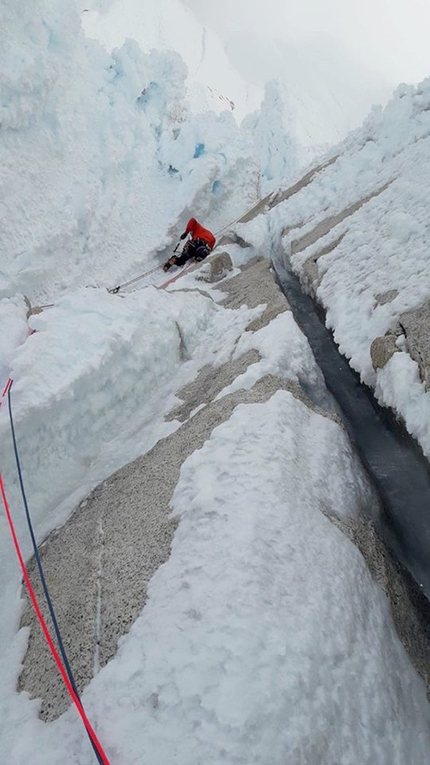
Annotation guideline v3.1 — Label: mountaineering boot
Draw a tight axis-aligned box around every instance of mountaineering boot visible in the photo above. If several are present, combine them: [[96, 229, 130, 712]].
[[163, 256, 177, 272]]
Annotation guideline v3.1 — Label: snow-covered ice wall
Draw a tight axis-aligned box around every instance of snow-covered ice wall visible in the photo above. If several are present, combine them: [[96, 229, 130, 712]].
[[80, 0, 258, 119], [236, 78, 430, 459], [0, 0, 259, 304]]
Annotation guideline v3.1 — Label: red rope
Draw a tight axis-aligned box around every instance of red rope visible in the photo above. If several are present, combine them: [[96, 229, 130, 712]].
[[0, 377, 12, 408], [0, 262, 196, 760], [0, 265, 192, 758], [159, 260, 194, 290], [0, 474, 111, 765]]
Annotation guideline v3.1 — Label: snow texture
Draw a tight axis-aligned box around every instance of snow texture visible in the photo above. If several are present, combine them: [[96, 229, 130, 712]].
[[2, 1, 430, 763], [235, 79, 430, 457], [0, 0, 259, 303]]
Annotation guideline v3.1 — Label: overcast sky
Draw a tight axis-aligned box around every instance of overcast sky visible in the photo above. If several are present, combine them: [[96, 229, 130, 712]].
[[184, 0, 430, 86]]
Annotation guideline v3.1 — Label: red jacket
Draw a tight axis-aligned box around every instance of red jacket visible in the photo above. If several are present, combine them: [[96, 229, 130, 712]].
[[184, 218, 216, 249]]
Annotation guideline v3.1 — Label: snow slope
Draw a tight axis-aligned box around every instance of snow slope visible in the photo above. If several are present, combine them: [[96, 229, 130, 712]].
[[183, 0, 394, 148], [235, 78, 430, 457], [2, 2, 430, 764], [80, 0, 258, 119], [1, 0, 259, 303], [81, 0, 395, 189], [33, 392, 430, 765], [2, 268, 430, 764], [0, 285, 259, 542]]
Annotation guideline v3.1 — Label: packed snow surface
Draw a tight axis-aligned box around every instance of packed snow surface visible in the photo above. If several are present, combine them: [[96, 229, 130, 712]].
[[236, 78, 430, 457], [2, 0, 430, 763], [80, 0, 257, 119], [3, 378, 430, 763], [0, 0, 259, 302]]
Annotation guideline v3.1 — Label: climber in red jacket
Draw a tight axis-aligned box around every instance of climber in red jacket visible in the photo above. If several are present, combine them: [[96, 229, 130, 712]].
[[163, 218, 216, 271]]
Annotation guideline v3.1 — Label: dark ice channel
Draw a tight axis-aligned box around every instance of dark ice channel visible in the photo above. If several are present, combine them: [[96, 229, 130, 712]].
[[273, 255, 430, 599]]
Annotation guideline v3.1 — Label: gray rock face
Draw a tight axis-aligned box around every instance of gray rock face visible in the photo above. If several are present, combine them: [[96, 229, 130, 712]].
[[17, 158, 430, 730], [217, 154, 339, 239], [216, 232, 252, 248], [400, 300, 430, 390], [16, 257, 296, 721], [325, 511, 430, 694], [302, 234, 346, 294], [19, 371, 325, 721], [370, 334, 400, 370], [165, 350, 261, 423], [261, 155, 339, 218], [291, 182, 392, 257], [215, 256, 290, 331], [375, 289, 399, 306], [370, 300, 430, 388], [195, 251, 233, 283]]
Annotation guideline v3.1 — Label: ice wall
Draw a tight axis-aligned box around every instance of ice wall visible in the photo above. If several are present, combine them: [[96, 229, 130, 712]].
[[0, 0, 259, 304]]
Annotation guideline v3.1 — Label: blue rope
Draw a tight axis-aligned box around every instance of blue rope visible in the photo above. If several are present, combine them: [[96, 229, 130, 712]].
[[7, 382, 104, 765]]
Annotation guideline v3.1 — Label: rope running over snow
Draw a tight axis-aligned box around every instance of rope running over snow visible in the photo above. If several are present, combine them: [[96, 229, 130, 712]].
[[35, 191, 265, 304], [106, 195, 263, 295], [0, 187, 266, 759], [0, 381, 110, 765]]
